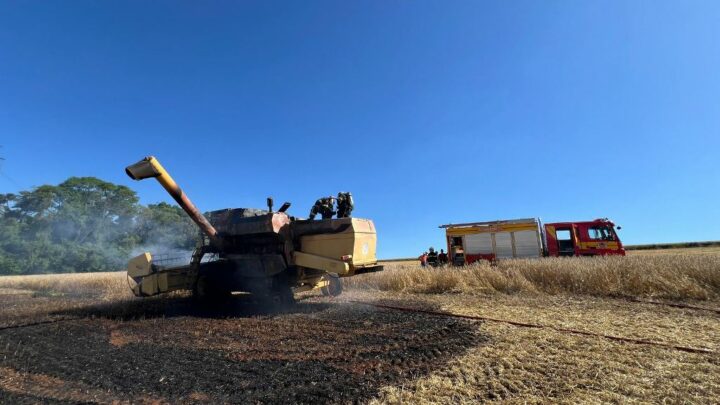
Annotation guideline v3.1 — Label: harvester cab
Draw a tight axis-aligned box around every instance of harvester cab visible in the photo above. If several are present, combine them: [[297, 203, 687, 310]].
[[125, 156, 383, 303]]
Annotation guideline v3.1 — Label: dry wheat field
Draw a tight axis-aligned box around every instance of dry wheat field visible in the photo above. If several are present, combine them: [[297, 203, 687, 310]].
[[0, 250, 718, 403]]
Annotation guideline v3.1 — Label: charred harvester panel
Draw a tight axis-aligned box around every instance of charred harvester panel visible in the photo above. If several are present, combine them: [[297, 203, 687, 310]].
[[125, 156, 382, 303]]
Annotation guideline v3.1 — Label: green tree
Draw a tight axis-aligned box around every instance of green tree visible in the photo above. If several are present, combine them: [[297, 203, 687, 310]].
[[135, 202, 198, 251], [0, 177, 197, 275]]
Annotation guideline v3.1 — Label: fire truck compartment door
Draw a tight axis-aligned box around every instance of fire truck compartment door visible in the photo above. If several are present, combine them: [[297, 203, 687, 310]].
[[514, 230, 542, 258], [463, 233, 492, 255], [494, 232, 514, 258]]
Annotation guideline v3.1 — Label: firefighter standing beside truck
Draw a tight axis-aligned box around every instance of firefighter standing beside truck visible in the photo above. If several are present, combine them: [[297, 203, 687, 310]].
[[427, 247, 439, 267], [438, 249, 448, 265], [419, 252, 428, 267]]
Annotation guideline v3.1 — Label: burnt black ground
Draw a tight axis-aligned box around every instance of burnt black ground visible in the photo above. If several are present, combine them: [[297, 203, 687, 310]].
[[0, 292, 487, 404]]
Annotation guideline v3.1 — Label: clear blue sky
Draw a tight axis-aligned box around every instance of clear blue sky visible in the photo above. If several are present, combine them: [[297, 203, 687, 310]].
[[1, 1, 719, 258]]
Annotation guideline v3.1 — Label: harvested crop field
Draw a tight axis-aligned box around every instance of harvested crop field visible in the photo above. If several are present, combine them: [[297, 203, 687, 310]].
[[0, 254, 719, 404]]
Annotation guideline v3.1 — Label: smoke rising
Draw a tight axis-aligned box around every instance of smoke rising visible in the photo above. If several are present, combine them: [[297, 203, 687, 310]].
[[0, 177, 199, 275]]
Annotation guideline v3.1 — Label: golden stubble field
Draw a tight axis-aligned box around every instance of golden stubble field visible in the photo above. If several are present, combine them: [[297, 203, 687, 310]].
[[0, 249, 718, 404]]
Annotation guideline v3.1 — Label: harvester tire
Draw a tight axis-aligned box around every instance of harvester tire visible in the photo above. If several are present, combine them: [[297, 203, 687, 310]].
[[193, 275, 232, 304], [256, 273, 295, 308], [272, 274, 296, 307], [321, 273, 343, 297]]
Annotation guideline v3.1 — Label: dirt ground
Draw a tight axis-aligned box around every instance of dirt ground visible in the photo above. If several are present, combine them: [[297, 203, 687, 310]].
[[0, 284, 718, 403]]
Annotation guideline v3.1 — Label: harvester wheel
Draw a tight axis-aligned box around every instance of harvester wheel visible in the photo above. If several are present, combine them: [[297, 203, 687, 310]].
[[321, 273, 343, 297], [272, 274, 296, 307], [193, 275, 231, 303]]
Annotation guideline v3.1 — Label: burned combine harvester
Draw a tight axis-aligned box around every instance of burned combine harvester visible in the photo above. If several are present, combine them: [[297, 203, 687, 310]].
[[125, 156, 382, 303]]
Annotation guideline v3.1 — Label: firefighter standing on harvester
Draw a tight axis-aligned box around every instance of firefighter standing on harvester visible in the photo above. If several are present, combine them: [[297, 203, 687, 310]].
[[336, 192, 354, 218], [309, 196, 336, 220], [309, 192, 355, 220]]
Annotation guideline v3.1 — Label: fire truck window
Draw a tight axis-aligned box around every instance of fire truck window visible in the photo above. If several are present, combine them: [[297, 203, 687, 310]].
[[588, 226, 614, 241], [556, 229, 571, 241]]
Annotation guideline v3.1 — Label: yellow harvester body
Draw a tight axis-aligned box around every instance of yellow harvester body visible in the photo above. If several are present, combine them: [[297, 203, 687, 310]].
[[124, 156, 382, 302]]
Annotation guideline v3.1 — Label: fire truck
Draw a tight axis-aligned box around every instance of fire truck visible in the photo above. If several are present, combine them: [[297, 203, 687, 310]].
[[439, 218, 624, 265]]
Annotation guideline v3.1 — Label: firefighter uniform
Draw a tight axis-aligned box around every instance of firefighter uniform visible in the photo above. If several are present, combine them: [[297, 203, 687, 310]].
[[336, 192, 354, 218], [427, 248, 439, 267], [309, 197, 336, 220]]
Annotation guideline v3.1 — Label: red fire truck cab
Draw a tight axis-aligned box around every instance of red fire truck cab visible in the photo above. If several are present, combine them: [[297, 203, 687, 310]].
[[544, 219, 624, 257], [440, 218, 624, 265]]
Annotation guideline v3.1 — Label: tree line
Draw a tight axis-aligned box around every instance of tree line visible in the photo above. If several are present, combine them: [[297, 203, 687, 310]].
[[0, 177, 198, 275]]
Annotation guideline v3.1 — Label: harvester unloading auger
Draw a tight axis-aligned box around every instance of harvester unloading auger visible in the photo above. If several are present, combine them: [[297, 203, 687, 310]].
[[125, 156, 382, 303]]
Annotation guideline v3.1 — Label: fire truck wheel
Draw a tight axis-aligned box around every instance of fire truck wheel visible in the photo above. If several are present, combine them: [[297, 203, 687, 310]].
[[321, 273, 343, 297]]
